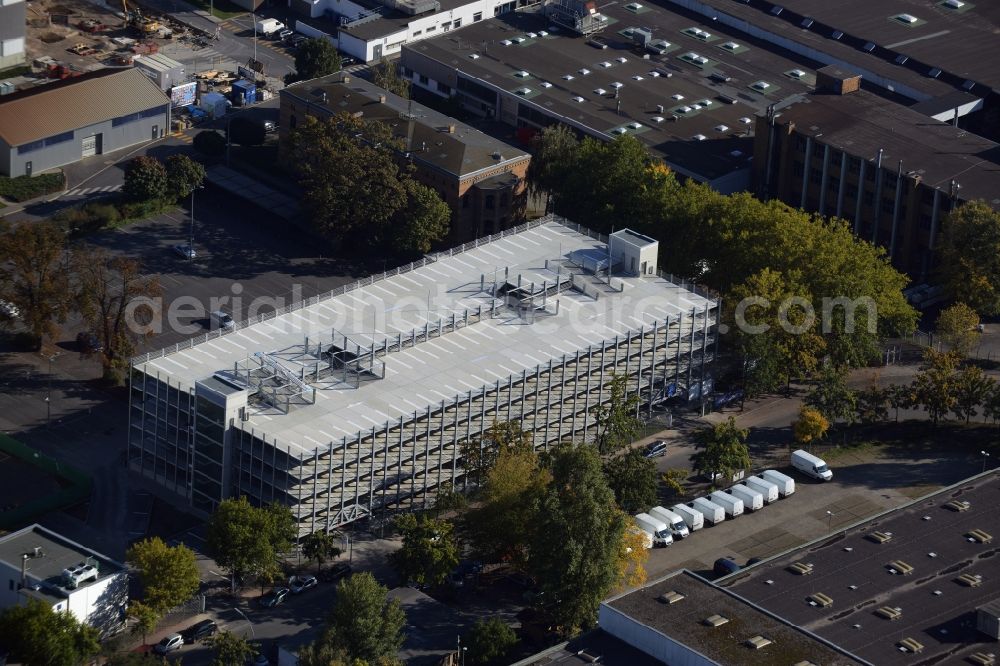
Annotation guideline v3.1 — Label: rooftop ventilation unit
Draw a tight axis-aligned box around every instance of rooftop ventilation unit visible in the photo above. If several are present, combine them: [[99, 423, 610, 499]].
[[788, 562, 814, 575], [527, 31, 538, 38], [943, 0, 965, 7], [721, 41, 740, 50], [739, 116, 751, 124], [899, 638, 924, 654], [616, 56, 628, 63], [968, 529, 993, 544], [649, 70, 661, 77], [678, 105, 693, 113], [514, 70, 530, 78], [862, 42, 876, 53], [789, 69, 806, 78], [571, 95, 585, 102], [672, 93, 685, 100], [594, 87, 607, 95], [579, 67, 591, 75], [831, 29, 844, 40], [628, 121, 642, 129], [652, 116, 664, 122], [946, 499, 971, 512], [703, 614, 729, 626], [389, 0, 441, 15], [539, 30, 549, 36], [895, 13, 919, 23], [868, 531, 893, 544], [745, 636, 773, 650], [501, 39, 513, 46], [599, 60, 613, 67], [62, 562, 99, 589], [514, 87, 532, 95], [808, 592, 833, 607], [612, 127, 629, 134], [715, 124, 729, 132], [540, 81, 553, 88], [632, 75, 644, 81], [957, 573, 983, 587], [887, 560, 914, 575], [468, 53, 480, 59], [659, 590, 685, 604], [512, 36, 526, 43], [894, 55, 908, 65], [611, 81, 623, 89], [800, 17, 814, 28], [692, 133, 707, 141], [563, 74, 575, 80], [626, 2, 643, 9], [751, 80, 771, 91], [876, 606, 902, 620]]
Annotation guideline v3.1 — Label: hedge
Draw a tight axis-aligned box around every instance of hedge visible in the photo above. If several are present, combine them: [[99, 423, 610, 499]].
[[0, 172, 65, 202]]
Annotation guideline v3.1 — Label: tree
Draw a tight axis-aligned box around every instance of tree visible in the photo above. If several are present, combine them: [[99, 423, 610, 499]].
[[805, 366, 857, 426], [227, 116, 266, 147], [936, 302, 981, 356], [391, 514, 459, 587], [107, 652, 174, 666], [526, 124, 578, 209], [615, 519, 649, 590], [293, 38, 341, 81], [302, 530, 342, 575], [465, 446, 549, 567], [74, 248, 161, 383], [984, 383, 1000, 425], [887, 383, 916, 423], [325, 572, 406, 663], [527, 444, 627, 632], [792, 406, 829, 448], [939, 201, 1000, 316], [911, 349, 961, 425], [164, 154, 206, 201], [460, 419, 534, 484], [128, 601, 160, 646], [856, 374, 890, 424], [0, 220, 71, 347], [952, 363, 995, 423], [194, 129, 227, 157], [692, 417, 752, 484], [210, 631, 256, 666], [660, 468, 687, 499], [463, 618, 518, 665], [205, 496, 297, 592], [372, 58, 410, 99], [126, 537, 200, 615], [593, 373, 641, 455], [603, 449, 657, 513], [0, 599, 100, 665], [392, 179, 450, 255], [122, 155, 168, 201], [432, 481, 468, 517]]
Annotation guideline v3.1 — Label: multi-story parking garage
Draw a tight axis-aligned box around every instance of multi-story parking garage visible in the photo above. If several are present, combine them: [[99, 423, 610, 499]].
[[129, 216, 718, 537]]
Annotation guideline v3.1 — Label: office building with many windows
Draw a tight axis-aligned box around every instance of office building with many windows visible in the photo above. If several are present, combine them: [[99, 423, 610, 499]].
[[128, 217, 718, 537]]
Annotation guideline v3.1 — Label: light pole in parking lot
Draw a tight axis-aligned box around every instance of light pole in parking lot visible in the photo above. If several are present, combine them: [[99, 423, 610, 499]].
[[233, 606, 255, 640], [826, 510, 834, 530], [982, 450, 990, 474], [190, 184, 204, 252]]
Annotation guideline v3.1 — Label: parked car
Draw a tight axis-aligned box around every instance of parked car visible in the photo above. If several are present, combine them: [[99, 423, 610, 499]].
[[320, 562, 353, 583], [289, 574, 318, 594], [182, 618, 217, 642], [259, 587, 289, 607], [340, 55, 357, 67], [277, 28, 294, 41], [76, 331, 103, 353], [288, 34, 307, 46], [263, 119, 277, 133], [643, 440, 667, 458], [153, 633, 184, 654], [713, 557, 741, 577], [210, 309, 235, 330], [172, 243, 196, 259]]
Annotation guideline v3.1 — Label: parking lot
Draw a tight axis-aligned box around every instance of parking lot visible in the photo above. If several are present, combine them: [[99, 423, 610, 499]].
[[83, 189, 360, 350]]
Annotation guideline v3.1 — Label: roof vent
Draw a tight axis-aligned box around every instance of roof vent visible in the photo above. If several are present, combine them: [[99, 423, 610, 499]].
[[703, 614, 729, 626], [32, 547, 44, 558], [527, 32, 538, 38], [659, 590, 686, 604], [894, 13, 919, 23], [800, 17, 814, 28], [469, 53, 480, 59], [739, 116, 751, 124], [746, 635, 773, 650], [594, 87, 607, 95], [876, 606, 902, 620], [628, 122, 642, 129], [652, 116, 664, 123], [831, 30, 844, 40], [599, 61, 613, 68], [514, 87, 532, 95], [957, 573, 983, 587], [611, 82, 623, 89], [770, 5, 782, 15], [579, 68, 591, 75], [968, 529, 993, 544], [721, 41, 740, 50], [862, 42, 876, 53], [946, 499, 971, 512], [512, 36, 526, 43], [632, 75, 644, 81], [514, 70, 530, 78], [571, 95, 585, 102], [691, 133, 707, 141], [899, 638, 924, 654], [868, 531, 893, 544], [672, 93, 685, 100], [500, 39, 512, 46], [576, 650, 601, 664], [715, 124, 729, 132], [887, 560, 914, 575], [751, 80, 771, 91], [616, 56, 628, 63], [808, 592, 833, 607], [788, 69, 806, 78], [943, 0, 964, 7], [788, 562, 814, 575], [540, 81, 553, 88], [894, 55, 908, 65], [563, 74, 575, 80], [491, 151, 502, 160]]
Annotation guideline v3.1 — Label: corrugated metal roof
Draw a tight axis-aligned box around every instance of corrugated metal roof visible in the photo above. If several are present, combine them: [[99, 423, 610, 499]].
[[0, 68, 169, 147]]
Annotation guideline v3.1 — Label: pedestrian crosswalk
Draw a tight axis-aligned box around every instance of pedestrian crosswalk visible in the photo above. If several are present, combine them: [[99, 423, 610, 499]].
[[171, 131, 195, 144], [64, 184, 121, 197]]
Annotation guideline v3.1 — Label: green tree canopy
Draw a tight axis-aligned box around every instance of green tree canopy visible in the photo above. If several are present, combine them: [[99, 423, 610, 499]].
[[804, 366, 858, 426], [939, 201, 1000, 316], [302, 530, 342, 575], [126, 536, 200, 615], [911, 350, 961, 425], [0, 219, 70, 347], [325, 572, 406, 663], [951, 363, 995, 423], [603, 449, 657, 514], [392, 178, 451, 256], [935, 302, 981, 356], [463, 618, 518, 665], [122, 155, 168, 201], [692, 417, 752, 483], [372, 58, 411, 99], [209, 630, 256, 666], [390, 514, 459, 587], [527, 444, 627, 633], [293, 38, 342, 81], [792, 406, 829, 447], [0, 599, 100, 666], [460, 419, 534, 484], [164, 154, 206, 201], [593, 373, 641, 455], [205, 496, 297, 591]]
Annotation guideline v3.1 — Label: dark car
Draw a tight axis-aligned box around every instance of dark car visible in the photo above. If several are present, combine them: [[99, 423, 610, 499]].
[[643, 441, 667, 458], [76, 331, 103, 353], [182, 618, 218, 642], [259, 587, 289, 608], [714, 557, 742, 577], [320, 562, 353, 583]]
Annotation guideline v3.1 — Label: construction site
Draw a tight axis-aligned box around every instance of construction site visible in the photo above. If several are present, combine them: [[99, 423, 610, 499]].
[[127, 217, 720, 538]]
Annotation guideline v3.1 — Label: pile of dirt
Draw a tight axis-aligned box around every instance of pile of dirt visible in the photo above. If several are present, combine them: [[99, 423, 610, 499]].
[[40, 31, 66, 43]]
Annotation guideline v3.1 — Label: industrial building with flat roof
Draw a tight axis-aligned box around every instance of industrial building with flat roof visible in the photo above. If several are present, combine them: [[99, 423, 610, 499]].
[[753, 70, 1000, 279], [129, 217, 718, 537], [722, 470, 1000, 665], [279, 74, 530, 242], [401, 6, 820, 191], [0, 524, 128, 636], [0, 67, 170, 177]]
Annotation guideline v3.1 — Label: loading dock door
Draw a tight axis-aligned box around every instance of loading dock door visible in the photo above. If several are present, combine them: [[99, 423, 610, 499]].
[[82, 135, 98, 157]]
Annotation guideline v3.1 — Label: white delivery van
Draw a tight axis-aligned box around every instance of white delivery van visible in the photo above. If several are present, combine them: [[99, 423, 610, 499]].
[[745, 475, 780, 503], [628, 524, 653, 550], [729, 483, 763, 511], [649, 506, 690, 539], [710, 490, 744, 517], [791, 449, 833, 481], [255, 18, 284, 36], [672, 503, 704, 532], [761, 469, 795, 497], [690, 497, 725, 525], [635, 513, 673, 547]]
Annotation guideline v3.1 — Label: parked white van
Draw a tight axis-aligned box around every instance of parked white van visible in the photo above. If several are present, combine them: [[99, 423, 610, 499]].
[[729, 483, 763, 511], [689, 497, 725, 525], [760, 469, 795, 497], [671, 503, 704, 532], [634, 513, 673, 547], [791, 449, 833, 481], [745, 475, 780, 503], [649, 506, 690, 539], [709, 490, 744, 517]]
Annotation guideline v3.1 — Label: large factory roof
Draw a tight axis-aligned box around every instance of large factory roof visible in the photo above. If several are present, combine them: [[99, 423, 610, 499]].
[[134, 218, 714, 454], [403, 7, 819, 184]]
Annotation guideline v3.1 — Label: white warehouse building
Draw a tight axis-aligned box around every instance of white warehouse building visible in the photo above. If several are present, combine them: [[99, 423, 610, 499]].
[[128, 217, 718, 538]]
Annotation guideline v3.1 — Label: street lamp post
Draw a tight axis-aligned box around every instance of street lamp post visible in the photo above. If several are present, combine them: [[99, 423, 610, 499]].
[[462, 647, 467, 666], [189, 185, 203, 252], [982, 450, 990, 474], [826, 510, 834, 530], [45, 353, 59, 428], [233, 606, 255, 640]]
